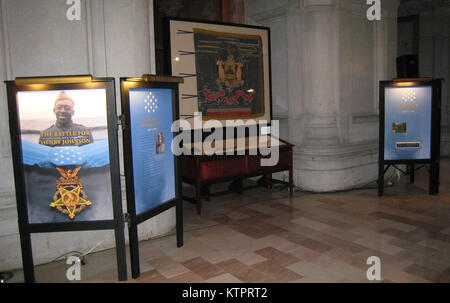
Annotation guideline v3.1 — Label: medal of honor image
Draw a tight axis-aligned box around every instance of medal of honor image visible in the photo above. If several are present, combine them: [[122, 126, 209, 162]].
[[51, 167, 92, 219], [40, 92, 94, 219]]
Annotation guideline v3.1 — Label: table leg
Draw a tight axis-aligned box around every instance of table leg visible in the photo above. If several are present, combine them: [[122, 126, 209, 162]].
[[289, 168, 293, 195], [196, 182, 202, 215], [266, 173, 272, 191], [410, 163, 415, 184], [289, 147, 294, 195], [195, 158, 202, 215], [202, 185, 211, 200], [229, 179, 243, 194]]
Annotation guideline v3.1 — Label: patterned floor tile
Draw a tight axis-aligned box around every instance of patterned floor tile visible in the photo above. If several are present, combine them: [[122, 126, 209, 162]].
[[234, 251, 268, 266], [251, 260, 303, 282], [253, 247, 300, 267], [297, 238, 334, 253], [181, 257, 224, 280], [16, 159, 450, 283], [403, 264, 443, 282], [215, 259, 267, 282], [148, 257, 190, 279], [291, 217, 331, 231], [205, 273, 243, 283]]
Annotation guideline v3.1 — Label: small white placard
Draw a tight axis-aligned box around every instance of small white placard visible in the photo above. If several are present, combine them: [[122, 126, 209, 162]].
[[260, 126, 271, 136]]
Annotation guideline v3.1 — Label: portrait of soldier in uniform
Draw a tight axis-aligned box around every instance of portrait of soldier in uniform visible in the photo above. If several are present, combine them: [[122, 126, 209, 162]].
[[38, 91, 94, 147], [155, 132, 165, 154], [17, 88, 113, 223]]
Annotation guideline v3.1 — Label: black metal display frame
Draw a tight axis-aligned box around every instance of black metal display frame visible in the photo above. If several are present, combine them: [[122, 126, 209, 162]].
[[378, 78, 442, 196], [5, 75, 127, 282], [120, 75, 184, 279]]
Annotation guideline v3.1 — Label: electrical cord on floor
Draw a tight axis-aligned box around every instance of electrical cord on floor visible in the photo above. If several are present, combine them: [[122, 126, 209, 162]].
[[42, 250, 82, 266], [0, 250, 86, 282], [81, 240, 105, 258], [34, 240, 106, 269], [0, 271, 13, 282]]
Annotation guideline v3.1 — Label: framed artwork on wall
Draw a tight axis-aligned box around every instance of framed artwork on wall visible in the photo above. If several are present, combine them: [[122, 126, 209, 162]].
[[165, 18, 272, 132]]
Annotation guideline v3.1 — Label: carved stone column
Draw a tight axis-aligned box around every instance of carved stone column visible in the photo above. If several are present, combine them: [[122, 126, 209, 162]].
[[301, 1, 340, 146], [247, 0, 400, 191], [293, 0, 400, 191]]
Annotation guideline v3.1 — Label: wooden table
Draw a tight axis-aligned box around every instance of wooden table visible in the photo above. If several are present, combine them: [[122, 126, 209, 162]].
[[181, 136, 294, 215]]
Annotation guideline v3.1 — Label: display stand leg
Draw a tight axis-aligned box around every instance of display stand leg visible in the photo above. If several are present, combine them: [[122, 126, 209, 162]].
[[129, 224, 140, 279], [430, 161, 439, 195], [410, 164, 415, 184], [20, 231, 35, 283], [176, 198, 184, 247], [378, 163, 384, 196], [114, 225, 128, 281]]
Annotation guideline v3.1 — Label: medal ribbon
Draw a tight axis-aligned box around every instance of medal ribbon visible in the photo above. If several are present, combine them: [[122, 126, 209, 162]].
[[21, 139, 110, 168]]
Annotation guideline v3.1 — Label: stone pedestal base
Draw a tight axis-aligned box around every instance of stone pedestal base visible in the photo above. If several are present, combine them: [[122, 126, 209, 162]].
[[293, 141, 379, 192]]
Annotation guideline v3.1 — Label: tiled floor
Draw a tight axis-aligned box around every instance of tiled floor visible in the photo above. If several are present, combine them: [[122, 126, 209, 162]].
[[8, 160, 450, 283]]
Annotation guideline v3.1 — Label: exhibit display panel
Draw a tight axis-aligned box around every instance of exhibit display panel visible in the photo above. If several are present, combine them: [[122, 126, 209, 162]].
[[5, 75, 127, 282], [128, 87, 176, 215], [166, 18, 272, 131], [384, 85, 432, 160], [17, 88, 113, 223], [120, 75, 183, 279], [378, 78, 442, 196]]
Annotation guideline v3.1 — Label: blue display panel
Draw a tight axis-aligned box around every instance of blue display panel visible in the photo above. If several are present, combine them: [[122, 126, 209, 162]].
[[384, 85, 432, 160], [129, 88, 175, 215]]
